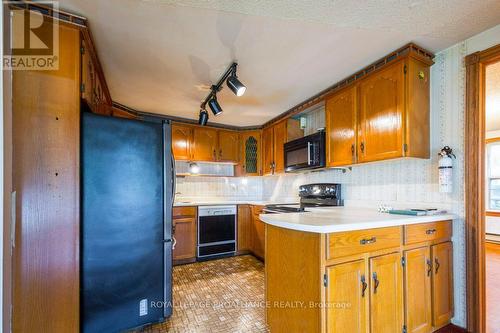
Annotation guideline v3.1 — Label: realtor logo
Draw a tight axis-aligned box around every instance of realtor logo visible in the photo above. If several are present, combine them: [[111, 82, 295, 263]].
[[4, 1, 59, 70]]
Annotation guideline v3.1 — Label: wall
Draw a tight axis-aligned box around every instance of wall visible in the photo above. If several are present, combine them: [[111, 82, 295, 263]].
[[177, 23, 500, 327]]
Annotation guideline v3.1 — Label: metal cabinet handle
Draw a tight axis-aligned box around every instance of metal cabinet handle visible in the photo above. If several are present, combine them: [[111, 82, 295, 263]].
[[219, 149, 222, 159], [360, 237, 377, 245], [435, 258, 440, 274], [351, 143, 355, 156], [213, 149, 216, 160], [360, 142, 365, 153], [426, 229, 437, 235], [427, 259, 432, 277], [172, 236, 177, 250], [373, 272, 379, 294], [361, 275, 367, 297]]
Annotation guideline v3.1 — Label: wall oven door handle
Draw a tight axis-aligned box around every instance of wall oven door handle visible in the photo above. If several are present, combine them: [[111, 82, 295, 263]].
[[307, 142, 312, 165]]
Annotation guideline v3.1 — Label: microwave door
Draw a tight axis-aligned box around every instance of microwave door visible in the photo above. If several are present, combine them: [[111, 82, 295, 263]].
[[285, 143, 312, 171]]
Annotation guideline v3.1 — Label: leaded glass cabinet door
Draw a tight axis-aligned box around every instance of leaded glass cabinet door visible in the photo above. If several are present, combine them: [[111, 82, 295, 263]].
[[241, 131, 261, 176]]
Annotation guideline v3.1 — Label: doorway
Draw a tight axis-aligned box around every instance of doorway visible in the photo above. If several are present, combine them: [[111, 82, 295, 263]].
[[465, 44, 500, 333], [484, 61, 500, 332]]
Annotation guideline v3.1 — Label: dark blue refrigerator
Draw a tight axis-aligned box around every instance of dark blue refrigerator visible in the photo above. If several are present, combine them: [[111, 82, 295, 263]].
[[81, 112, 173, 333]]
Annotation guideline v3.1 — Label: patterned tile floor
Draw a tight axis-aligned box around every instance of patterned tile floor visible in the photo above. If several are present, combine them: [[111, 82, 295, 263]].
[[140, 255, 268, 333]]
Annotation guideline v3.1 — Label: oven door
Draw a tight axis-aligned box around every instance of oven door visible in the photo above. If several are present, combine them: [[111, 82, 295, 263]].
[[284, 132, 325, 172], [198, 214, 236, 245]]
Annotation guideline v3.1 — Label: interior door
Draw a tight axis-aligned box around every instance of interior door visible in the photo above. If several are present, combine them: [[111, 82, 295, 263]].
[[404, 247, 432, 333], [326, 86, 357, 166], [262, 126, 274, 175], [218, 130, 240, 162], [171, 123, 192, 160], [326, 260, 368, 333], [358, 60, 405, 163], [273, 120, 287, 173], [369, 252, 403, 333], [192, 127, 218, 161], [431, 242, 454, 327]]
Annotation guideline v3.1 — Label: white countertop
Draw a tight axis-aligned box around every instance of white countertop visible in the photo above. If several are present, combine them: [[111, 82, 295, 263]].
[[259, 206, 456, 233], [173, 199, 297, 207]]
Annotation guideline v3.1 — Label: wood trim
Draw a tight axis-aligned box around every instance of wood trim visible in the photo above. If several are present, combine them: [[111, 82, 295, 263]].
[[464, 43, 500, 333], [485, 211, 500, 217], [485, 137, 500, 144]]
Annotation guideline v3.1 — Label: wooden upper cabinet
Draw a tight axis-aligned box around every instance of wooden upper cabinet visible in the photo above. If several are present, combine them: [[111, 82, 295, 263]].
[[192, 127, 218, 161], [218, 130, 239, 162], [273, 120, 287, 174], [81, 36, 109, 115], [240, 131, 262, 176], [431, 242, 454, 328], [262, 126, 274, 175], [326, 260, 368, 333], [369, 252, 403, 333], [358, 60, 405, 163], [404, 247, 432, 333], [326, 86, 357, 167], [171, 123, 193, 160]]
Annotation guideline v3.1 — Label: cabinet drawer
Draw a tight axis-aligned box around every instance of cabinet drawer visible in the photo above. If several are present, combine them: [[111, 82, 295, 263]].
[[327, 226, 402, 259], [404, 221, 452, 245], [173, 206, 197, 218]]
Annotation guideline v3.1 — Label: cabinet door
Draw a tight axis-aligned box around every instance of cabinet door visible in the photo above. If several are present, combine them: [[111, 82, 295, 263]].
[[192, 127, 218, 161], [218, 130, 240, 162], [273, 120, 287, 174], [241, 131, 261, 176], [262, 126, 274, 175], [369, 252, 403, 333], [431, 242, 453, 327], [326, 260, 368, 333], [326, 86, 357, 167], [172, 217, 197, 261], [358, 61, 405, 163], [251, 206, 265, 259], [404, 247, 432, 333], [237, 205, 252, 252], [171, 124, 193, 160]]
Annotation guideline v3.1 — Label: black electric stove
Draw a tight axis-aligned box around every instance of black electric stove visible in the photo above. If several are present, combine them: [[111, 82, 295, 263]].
[[263, 183, 343, 213]]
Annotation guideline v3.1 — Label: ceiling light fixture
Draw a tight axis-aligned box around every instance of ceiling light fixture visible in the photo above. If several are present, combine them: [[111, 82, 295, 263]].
[[197, 62, 246, 125], [208, 95, 223, 116], [198, 108, 208, 125]]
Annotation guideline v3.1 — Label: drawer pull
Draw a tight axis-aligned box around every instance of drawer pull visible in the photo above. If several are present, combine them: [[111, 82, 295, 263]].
[[361, 275, 367, 297], [435, 258, 440, 274], [427, 259, 432, 277], [373, 272, 379, 294], [360, 237, 377, 245], [426, 229, 437, 235]]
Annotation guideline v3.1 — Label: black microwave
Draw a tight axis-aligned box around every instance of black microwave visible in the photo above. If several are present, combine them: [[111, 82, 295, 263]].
[[284, 131, 326, 172]]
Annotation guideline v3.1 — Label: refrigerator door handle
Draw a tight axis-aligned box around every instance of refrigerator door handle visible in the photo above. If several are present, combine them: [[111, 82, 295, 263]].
[[171, 150, 176, 206]]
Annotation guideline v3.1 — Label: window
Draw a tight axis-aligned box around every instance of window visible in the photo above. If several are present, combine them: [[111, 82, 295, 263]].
[[486, 141, 500, 210]]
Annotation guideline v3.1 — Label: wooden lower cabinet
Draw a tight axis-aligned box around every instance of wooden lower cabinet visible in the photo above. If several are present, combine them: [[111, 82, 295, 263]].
[[404, 247, 432, 333], [172, 207, 197, 264], [369, 252, 403, 333], [266, 221, 453, 333], [431, 242, 454, 328], [237, 205, 253, 252], [251, 205, 265, 259], [326, 260, 367, 333]]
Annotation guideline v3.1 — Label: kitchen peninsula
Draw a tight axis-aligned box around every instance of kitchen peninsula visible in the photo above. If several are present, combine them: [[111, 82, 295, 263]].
[[261, 208, 455, 333]]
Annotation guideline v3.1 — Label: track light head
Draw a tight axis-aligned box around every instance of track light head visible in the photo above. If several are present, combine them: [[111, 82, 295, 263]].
[[208, 95, 223, 116], [227, 73, 246, 97], [198, 108, 209, 125]]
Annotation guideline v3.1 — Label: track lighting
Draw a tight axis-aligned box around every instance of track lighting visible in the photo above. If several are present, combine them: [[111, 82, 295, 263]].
[[208, 95, 223, 116], [197, 62, 246, 125], [198, 108, 208, 125], [227, 73, 246, 97]]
